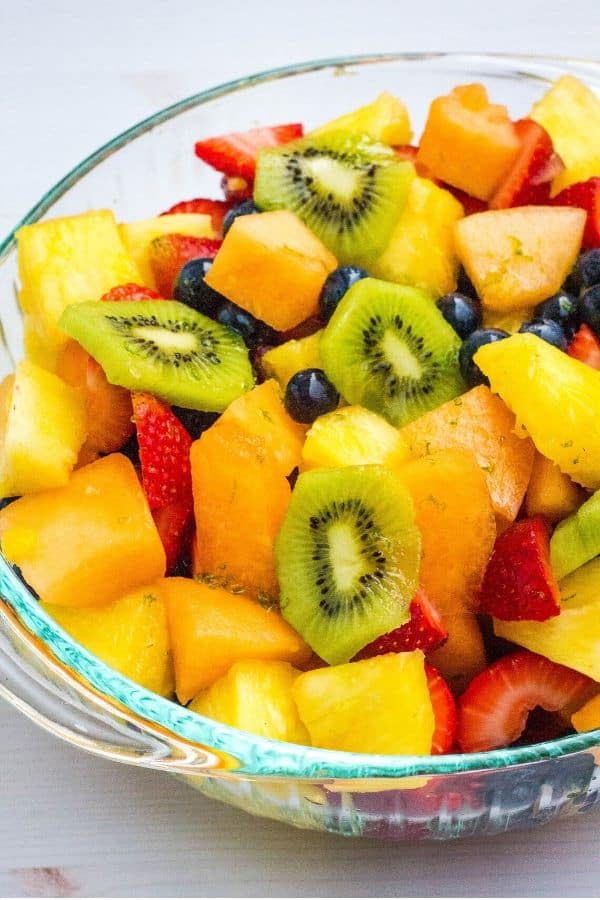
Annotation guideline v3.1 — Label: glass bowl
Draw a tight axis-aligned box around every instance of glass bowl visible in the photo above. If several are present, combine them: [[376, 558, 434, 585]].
[[1, 52, 599, 841]]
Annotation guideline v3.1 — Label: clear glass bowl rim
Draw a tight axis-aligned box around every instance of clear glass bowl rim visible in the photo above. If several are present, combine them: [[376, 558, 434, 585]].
[[1, 51, 599, 779]]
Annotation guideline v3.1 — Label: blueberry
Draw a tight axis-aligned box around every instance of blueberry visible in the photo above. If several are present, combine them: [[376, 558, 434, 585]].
[[222, 200, 260, 237], [436, 292, 482, 339], [577, 249, 600, 289], [518, 317, 567, 350], [456, 266, 479, 301], [173, 258, 225, 317], [0, 496, 19, 511], [284, 368, 340, 424], [534, 290, 578, 337], [459, 328, 509, 388], [318, 266, 369, 323], [172, 407, 219, 440], [216, 301, 277, 349], [576, 284, 600, 338]]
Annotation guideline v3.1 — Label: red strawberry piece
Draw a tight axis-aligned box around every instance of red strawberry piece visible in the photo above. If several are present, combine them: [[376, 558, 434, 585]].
[[132, 392, 193, 511], [479, 516, 560, 622], [220, 174, 254, 203], [568, 324, 600, 369], [194, 123, 304, 181], [457, 650, 592, 752], [489, 119, 563, 209], [277, 315, 324, 343], [101, 283, 162, 302], [149, 234, 222, 298], [152, 498, 194, 574], [552, 177, 600, 249], [160, 198, 232, 238], [426, 664, 458, 755], [354, 588, 448, 659]]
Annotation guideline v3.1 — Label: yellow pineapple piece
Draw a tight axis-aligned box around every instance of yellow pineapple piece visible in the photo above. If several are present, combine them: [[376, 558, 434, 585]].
[[572, 693, 600, 733], [302, 405, 409, 470], [119, 213, 214, 288], [292, 652, 434, 754], [43, 582, 174, 697], [261, 331, 323, 387], [525, 451, 586, 524], [494, 556, 600, 681], [372, 175, 464, 296], [530, 75, 600, 193], [190, 659, 309, 744], [17, 210, 141, 368], [311, 91, 412, 145], [482, 307, 533, 333], [0, 361, 86, 497]]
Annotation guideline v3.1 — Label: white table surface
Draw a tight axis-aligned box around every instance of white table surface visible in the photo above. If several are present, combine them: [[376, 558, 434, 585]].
[[1, 1, 599, 896]]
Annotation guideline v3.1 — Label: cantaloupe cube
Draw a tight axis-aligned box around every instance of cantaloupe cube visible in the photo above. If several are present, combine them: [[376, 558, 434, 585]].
[[525, 451, 586, 524], [0, 360, 87, 497], [119, 213, 214, 289], [204, 210, 338, 331], [311, 91, 412, 145]]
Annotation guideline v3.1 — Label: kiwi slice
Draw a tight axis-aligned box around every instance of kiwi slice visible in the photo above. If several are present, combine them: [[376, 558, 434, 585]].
[[550, 489, 600, 582], [59, 300, 254, 412], [254, 131, 414, 267], [275, 465, 421, 664], [320, 278, 465, 427]]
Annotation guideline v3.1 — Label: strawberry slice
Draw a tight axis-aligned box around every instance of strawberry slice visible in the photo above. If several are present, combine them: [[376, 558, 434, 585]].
[[194, 123, 304, 181], [152, 498, 194, 574], [132, 392, 193, 511], [160, 198, 232, 237], [479, 516, 560, 622], [220, 174, 253, 203], [552, 177, 600, 249], [149, 234, 222, 298], [568, 324, 600, 369], [490, 119, 564, 210], [457, 650, 592, 752], [354, 588, 447, 659], [101, 283, 162, 302], [426, 664, 458, 754]]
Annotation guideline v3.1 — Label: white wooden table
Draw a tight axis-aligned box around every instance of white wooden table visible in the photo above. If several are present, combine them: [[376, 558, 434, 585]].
[[1, 1, 599, 895]]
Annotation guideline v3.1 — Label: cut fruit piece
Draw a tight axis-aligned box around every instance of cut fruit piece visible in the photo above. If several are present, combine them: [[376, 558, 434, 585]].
[[426, 664, 458, 754], [427, 613, 487, 695], [310, 91, 412, 146], [17, 209, 141, 368], [301, 405, 410, 471], [152, 499, 194, 575], [489, 119, 563, 209], [399, 385, 535, 529], [160, 198, 232, 237], [254, 131, 414, 267], [275, 465, 421, 665], [118, 214, 214, 289], [58, 299, 254, 412], [0, 360, 87, 497], [43, 582, 173, 697], [572, 694, 600, 733], [417, 83, 521, 201], [150, 234, 222, 298], [455, 207, 586, 312], [530, 75, 600, 193], [260, 331, 323, 387], [292, 651, 434, 754], [204, 210, 337, 331], [100, 283, 162, 302], [549, 489, 600, 581], [194, 123, 304, 181], [474, 332, 600, 489], [162, 577, 311, 702], [132, 392, 193, 511], [494, 556, 600, 681], [482, 306, 533, 333], [354, 588, 448, 658], [0, 454, 165, 607], [320, 278, 465, 427], [372, 175, 464, 297], [568, 324, 600, 369], [189, 660, 309, 744], [552, 178, 600, 249], [525, 451, 586, 524]]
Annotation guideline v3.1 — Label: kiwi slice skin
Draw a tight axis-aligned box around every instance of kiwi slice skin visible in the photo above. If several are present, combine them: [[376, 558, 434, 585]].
[[320, 278, 465, 427], [254, 131, 414, 268], [275, 465, 421, 665], [59, 300, 255, 412], [550, 490, 600, 581]]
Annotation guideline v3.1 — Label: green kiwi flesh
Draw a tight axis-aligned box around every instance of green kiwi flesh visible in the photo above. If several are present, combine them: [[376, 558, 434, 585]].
[[320, 277, 465, 427], [275, 465, 421, 664], [58, 300, 255, 412], [253, 131, 414, 267], [550, 489, 600, 581]]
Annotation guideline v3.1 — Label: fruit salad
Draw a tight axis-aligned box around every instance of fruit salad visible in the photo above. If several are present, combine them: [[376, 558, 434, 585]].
[[2, 76, 600, 758]]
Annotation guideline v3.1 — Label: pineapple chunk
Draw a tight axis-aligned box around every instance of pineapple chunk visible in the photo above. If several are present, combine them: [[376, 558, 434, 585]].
[[293, 652, 434, 755], [302, 405, 409, 470], [0, 361, 86, 497], [530, 75, 600, 193], [43, 583, 174, 697], [17, 210, 141, 368], [494, 556, 600, 681], [119, 213, 214, 288], [572, 693, 600, 733], [261, 332, 323, 387], [482, 307, 534, 333], [311, 91, 412, 145], [455, 207, 586, 311], [372, 175, 464, 297], [190, 660, 309, 744]]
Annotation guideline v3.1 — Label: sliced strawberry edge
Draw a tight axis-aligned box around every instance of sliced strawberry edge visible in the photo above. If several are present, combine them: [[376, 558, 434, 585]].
[[160, 197, 232, 237], [149, 234, 222, 298], [194, 123, 304, 180], [101, 283, 162, 302], [426, 664, 458, 755], [489, 118, 558, 210], [153, 498, 194, 574], [132, 391, 193, 511], [552, 177, 600, 249], [568, 324, 600, 369], [354, 588, 448, 659]]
